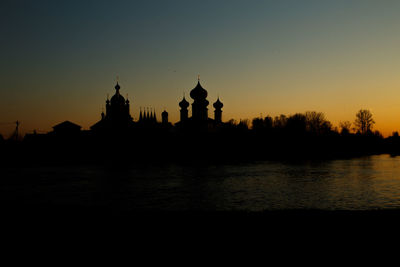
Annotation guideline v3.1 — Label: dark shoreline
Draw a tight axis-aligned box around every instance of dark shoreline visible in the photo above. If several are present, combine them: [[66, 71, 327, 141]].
[[4, 208, 400, 233]]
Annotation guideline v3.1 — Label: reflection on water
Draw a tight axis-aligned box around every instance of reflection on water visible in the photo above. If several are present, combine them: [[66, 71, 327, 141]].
[[2, 154, 400, 211]]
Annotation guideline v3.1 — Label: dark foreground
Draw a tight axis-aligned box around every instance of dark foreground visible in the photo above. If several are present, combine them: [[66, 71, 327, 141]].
[[4, 208, 400, 241], [3, 153, 400, 242]]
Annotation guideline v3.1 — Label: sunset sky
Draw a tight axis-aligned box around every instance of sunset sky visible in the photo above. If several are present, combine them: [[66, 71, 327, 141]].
[[2, 0, 400, 137]]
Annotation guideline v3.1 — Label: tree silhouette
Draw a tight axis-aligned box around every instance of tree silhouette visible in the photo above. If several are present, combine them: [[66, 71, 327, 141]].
[[339, 121, 352, 135], [354, 109, 375, 135], [238, 119, 250, 130], [286, 113, 307, 134], [273, 115, 287, 129], [305, 111, 331, 135], [252, 116, 273, 131], [252, 117, 264, 130]]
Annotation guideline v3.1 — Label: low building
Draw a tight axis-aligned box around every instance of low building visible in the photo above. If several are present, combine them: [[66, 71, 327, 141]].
[[52, 121, 82, 135]]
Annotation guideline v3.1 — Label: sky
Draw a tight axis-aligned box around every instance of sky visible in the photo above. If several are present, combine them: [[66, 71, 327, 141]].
[[2, 0, 400, 137]]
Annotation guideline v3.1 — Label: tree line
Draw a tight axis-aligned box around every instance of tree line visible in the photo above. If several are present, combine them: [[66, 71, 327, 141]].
[[224, 109, 386, 138]]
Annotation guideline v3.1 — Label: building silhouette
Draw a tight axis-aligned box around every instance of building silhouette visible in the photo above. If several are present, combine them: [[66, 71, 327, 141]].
[[90, 82, 134, 132], [176, 78, 224, 128], [190, 79, 209, 121], [23, 77, 225, 142], [138, 107, 158, 126], [88, 77, 224, 133], [162, 110, 169, 125], [51, 121, 82, 135], [179, 95, 189, 123], [213, 98, 223, 124]]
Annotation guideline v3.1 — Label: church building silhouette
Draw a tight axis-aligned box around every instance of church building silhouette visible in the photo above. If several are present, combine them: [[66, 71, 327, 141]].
[[176, 78, 224, 128], [89, 77, 224, 132]]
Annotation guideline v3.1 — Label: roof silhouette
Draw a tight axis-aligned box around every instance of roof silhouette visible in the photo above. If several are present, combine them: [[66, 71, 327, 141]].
[[53, 121, 82, 131]]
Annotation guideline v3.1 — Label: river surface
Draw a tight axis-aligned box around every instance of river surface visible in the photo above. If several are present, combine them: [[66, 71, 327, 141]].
[[2, 154, 400, 211]]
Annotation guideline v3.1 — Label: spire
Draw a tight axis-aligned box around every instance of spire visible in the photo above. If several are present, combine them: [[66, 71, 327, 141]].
[[115, 82, 120, 94], [139, 107, 143, 121], [154, 108, 157, 122], [162, 109, 168, 124]]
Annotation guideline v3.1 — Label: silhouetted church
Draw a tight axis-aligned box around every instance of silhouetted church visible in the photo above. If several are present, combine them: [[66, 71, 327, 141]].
[[177, 78, 224, 128], [90, 82, 134, 132], [89, 77, 223, 133]]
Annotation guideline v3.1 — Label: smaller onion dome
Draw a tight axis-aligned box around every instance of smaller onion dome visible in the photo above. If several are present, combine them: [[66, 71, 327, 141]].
[[179, 96, 189, 109], [110, 82, 125, 105], [213, 98, 223, 109]]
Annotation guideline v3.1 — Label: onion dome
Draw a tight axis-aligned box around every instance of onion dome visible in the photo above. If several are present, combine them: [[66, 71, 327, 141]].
[[190, 81, 208, 100], [213, 98, 223, 109], [111, 93, 125, 105], [111, 82, 125, 105], [179, 96, 189, 109]]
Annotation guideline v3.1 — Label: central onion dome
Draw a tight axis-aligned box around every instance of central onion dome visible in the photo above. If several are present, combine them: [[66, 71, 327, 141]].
[[111, 82, 125, 105], [190, 81, 208, 100], [179, 96, 189, 109], [213, 98, 223, 109]]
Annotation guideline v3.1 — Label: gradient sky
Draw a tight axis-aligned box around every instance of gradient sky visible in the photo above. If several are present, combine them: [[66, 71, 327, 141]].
[[2, 0, 400, 136]]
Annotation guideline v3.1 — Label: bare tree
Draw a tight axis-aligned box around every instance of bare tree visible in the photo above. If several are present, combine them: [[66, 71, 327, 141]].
[[354, 109, 375, 135], [305, 111, 331, 135], [238, 119, 249, 130], [273, 115, 287, 129], [339, 121, 352, 135]]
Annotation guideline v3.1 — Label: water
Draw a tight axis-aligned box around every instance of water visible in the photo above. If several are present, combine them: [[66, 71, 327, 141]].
[[2, 154, 400, 211]]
